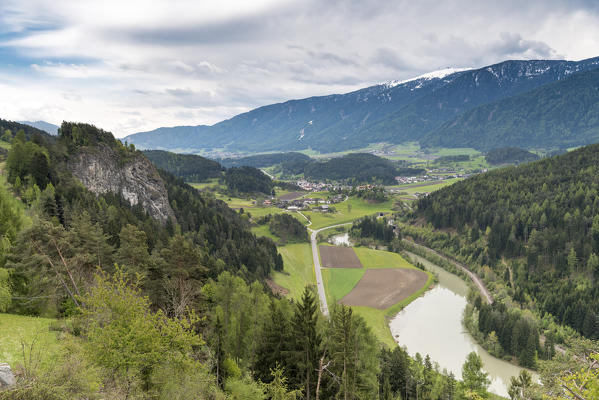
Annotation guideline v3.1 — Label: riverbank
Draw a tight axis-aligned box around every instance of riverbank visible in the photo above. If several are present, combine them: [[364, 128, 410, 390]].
[[391, 252, 537, 397]]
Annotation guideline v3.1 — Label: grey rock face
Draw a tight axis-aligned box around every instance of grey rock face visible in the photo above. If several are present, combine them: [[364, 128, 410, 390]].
[[0, 363, 16, 388], [68, 144, 175, 224]]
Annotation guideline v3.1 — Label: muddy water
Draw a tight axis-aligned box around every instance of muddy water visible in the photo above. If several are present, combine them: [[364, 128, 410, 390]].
[[389, 252, 537, 397]]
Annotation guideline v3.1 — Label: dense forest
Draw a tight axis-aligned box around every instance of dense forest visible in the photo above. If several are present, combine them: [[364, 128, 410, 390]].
[[219, 152, 311, 168], [485, 148, 539, 165], [143, 150, 224, 182], [415, 143, 599, 339], [2, 122, 283, 314], [256, 213, 309, 244], [224, 166, 274, 195], [277, 153, 423, 184], [350, 216, 397, 244]]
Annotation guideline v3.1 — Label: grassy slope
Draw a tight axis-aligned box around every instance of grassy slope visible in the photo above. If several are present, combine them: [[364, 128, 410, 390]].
[[271, 243, 314, 301], [250, 224, 280, 241], [302, 196, 394, 230], [322, 247, 434, 347], [188, 178, 220, 190], [0, 313, 63, 368]]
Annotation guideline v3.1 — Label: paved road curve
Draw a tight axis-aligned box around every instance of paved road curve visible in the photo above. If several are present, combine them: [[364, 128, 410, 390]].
[[308, 222, 353, 317]]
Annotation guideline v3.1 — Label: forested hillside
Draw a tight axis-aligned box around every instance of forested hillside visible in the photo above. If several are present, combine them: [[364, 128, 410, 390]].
[[0, 118, 49, 140], [0, 121, 501, 399], [224, 166, 274, 195], [219, 152, 311, 168], [415, 144, 599, 338], [485, 147, 539, 165], [143, 149, 223, 182], [3, 122, 283, 316], [423, 68, 599, 150], [278, 153, 423, 184]]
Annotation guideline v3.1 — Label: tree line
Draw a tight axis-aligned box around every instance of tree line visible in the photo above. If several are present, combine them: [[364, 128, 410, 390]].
[[415, 143, 599, 339]]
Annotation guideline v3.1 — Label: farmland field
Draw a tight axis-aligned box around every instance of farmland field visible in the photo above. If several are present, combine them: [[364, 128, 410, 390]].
[[318, 245, 362, 268], [321, 246, 434, 347], [278, 191, 306, 201], [340, 268, 429, 309], [301, 196, 394, 230]]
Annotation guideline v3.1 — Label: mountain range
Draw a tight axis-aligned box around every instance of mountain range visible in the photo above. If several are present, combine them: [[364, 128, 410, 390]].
[[121, 56, 598, 154], [17, 120, 59, 135]]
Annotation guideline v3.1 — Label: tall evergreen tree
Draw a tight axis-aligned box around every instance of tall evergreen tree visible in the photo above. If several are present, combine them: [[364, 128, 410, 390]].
[[290, 287, 321, 400]]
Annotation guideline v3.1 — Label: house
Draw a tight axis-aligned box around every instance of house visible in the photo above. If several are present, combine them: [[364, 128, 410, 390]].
[[287, 206, 300, 211]]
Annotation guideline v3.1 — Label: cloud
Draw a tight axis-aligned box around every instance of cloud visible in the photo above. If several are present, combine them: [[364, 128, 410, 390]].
[[0, 0, 598, 137]]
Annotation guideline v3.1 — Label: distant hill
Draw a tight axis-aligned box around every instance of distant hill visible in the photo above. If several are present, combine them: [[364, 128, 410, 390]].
[[17, 120, 59, 135], [125, 56, 599, 154], [290, 153, 423, 185], [143, 150, 224, 182], [422, 68, 599, 150], [0, 118, 51, 139], [485, 147, 539, 165], [218, 152, 311, 168]]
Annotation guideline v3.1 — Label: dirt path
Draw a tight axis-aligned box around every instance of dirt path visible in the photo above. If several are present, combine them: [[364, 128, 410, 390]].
[[403, 239, 494, 304], [309, 222, 353, 317]]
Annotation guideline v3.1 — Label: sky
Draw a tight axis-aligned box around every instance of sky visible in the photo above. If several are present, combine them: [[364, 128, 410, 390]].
[[1, 0, 598, 137]]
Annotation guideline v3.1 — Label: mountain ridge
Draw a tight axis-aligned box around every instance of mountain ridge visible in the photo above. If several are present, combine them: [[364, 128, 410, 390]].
[[125, 56, 599, 154], [422, 67, 599, 150]]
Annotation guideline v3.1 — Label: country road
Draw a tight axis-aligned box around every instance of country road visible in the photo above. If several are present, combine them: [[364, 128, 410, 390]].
[[308, 222, 352, 317]]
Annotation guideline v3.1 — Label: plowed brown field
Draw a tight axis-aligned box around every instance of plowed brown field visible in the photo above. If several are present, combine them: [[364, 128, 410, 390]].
[[340, 268, 428, 309], [319, 245, 362, 268]]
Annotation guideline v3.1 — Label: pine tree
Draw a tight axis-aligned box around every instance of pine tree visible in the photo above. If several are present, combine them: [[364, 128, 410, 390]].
[[254, 300, 292, 383], [290, 287, 321, 400], [115, 224, 151, 277]]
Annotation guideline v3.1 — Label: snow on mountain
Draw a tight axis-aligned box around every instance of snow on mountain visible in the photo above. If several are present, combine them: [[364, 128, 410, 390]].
[[384, 67, 472, 88]]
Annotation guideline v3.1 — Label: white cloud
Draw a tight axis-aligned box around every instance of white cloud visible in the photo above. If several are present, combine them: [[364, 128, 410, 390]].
[[0, 0, 598, 137]]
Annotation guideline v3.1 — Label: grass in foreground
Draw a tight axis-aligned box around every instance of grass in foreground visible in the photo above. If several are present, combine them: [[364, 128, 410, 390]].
[[0, 313, 63, 368], [271, 243, 314, 300]]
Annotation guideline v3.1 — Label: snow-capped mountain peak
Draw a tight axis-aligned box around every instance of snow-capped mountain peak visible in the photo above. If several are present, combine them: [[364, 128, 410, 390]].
[[385, 67, 471, 88]]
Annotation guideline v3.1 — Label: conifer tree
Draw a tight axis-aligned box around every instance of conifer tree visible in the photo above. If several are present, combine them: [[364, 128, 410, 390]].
[[290, 287, 321, 400]]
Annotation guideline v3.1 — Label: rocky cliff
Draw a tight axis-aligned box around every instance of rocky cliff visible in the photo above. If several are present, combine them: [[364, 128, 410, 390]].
[[67, 144, 175, 224]]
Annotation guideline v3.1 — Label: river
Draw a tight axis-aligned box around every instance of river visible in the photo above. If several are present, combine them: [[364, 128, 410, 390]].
[[389, 252, 537, 397]]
